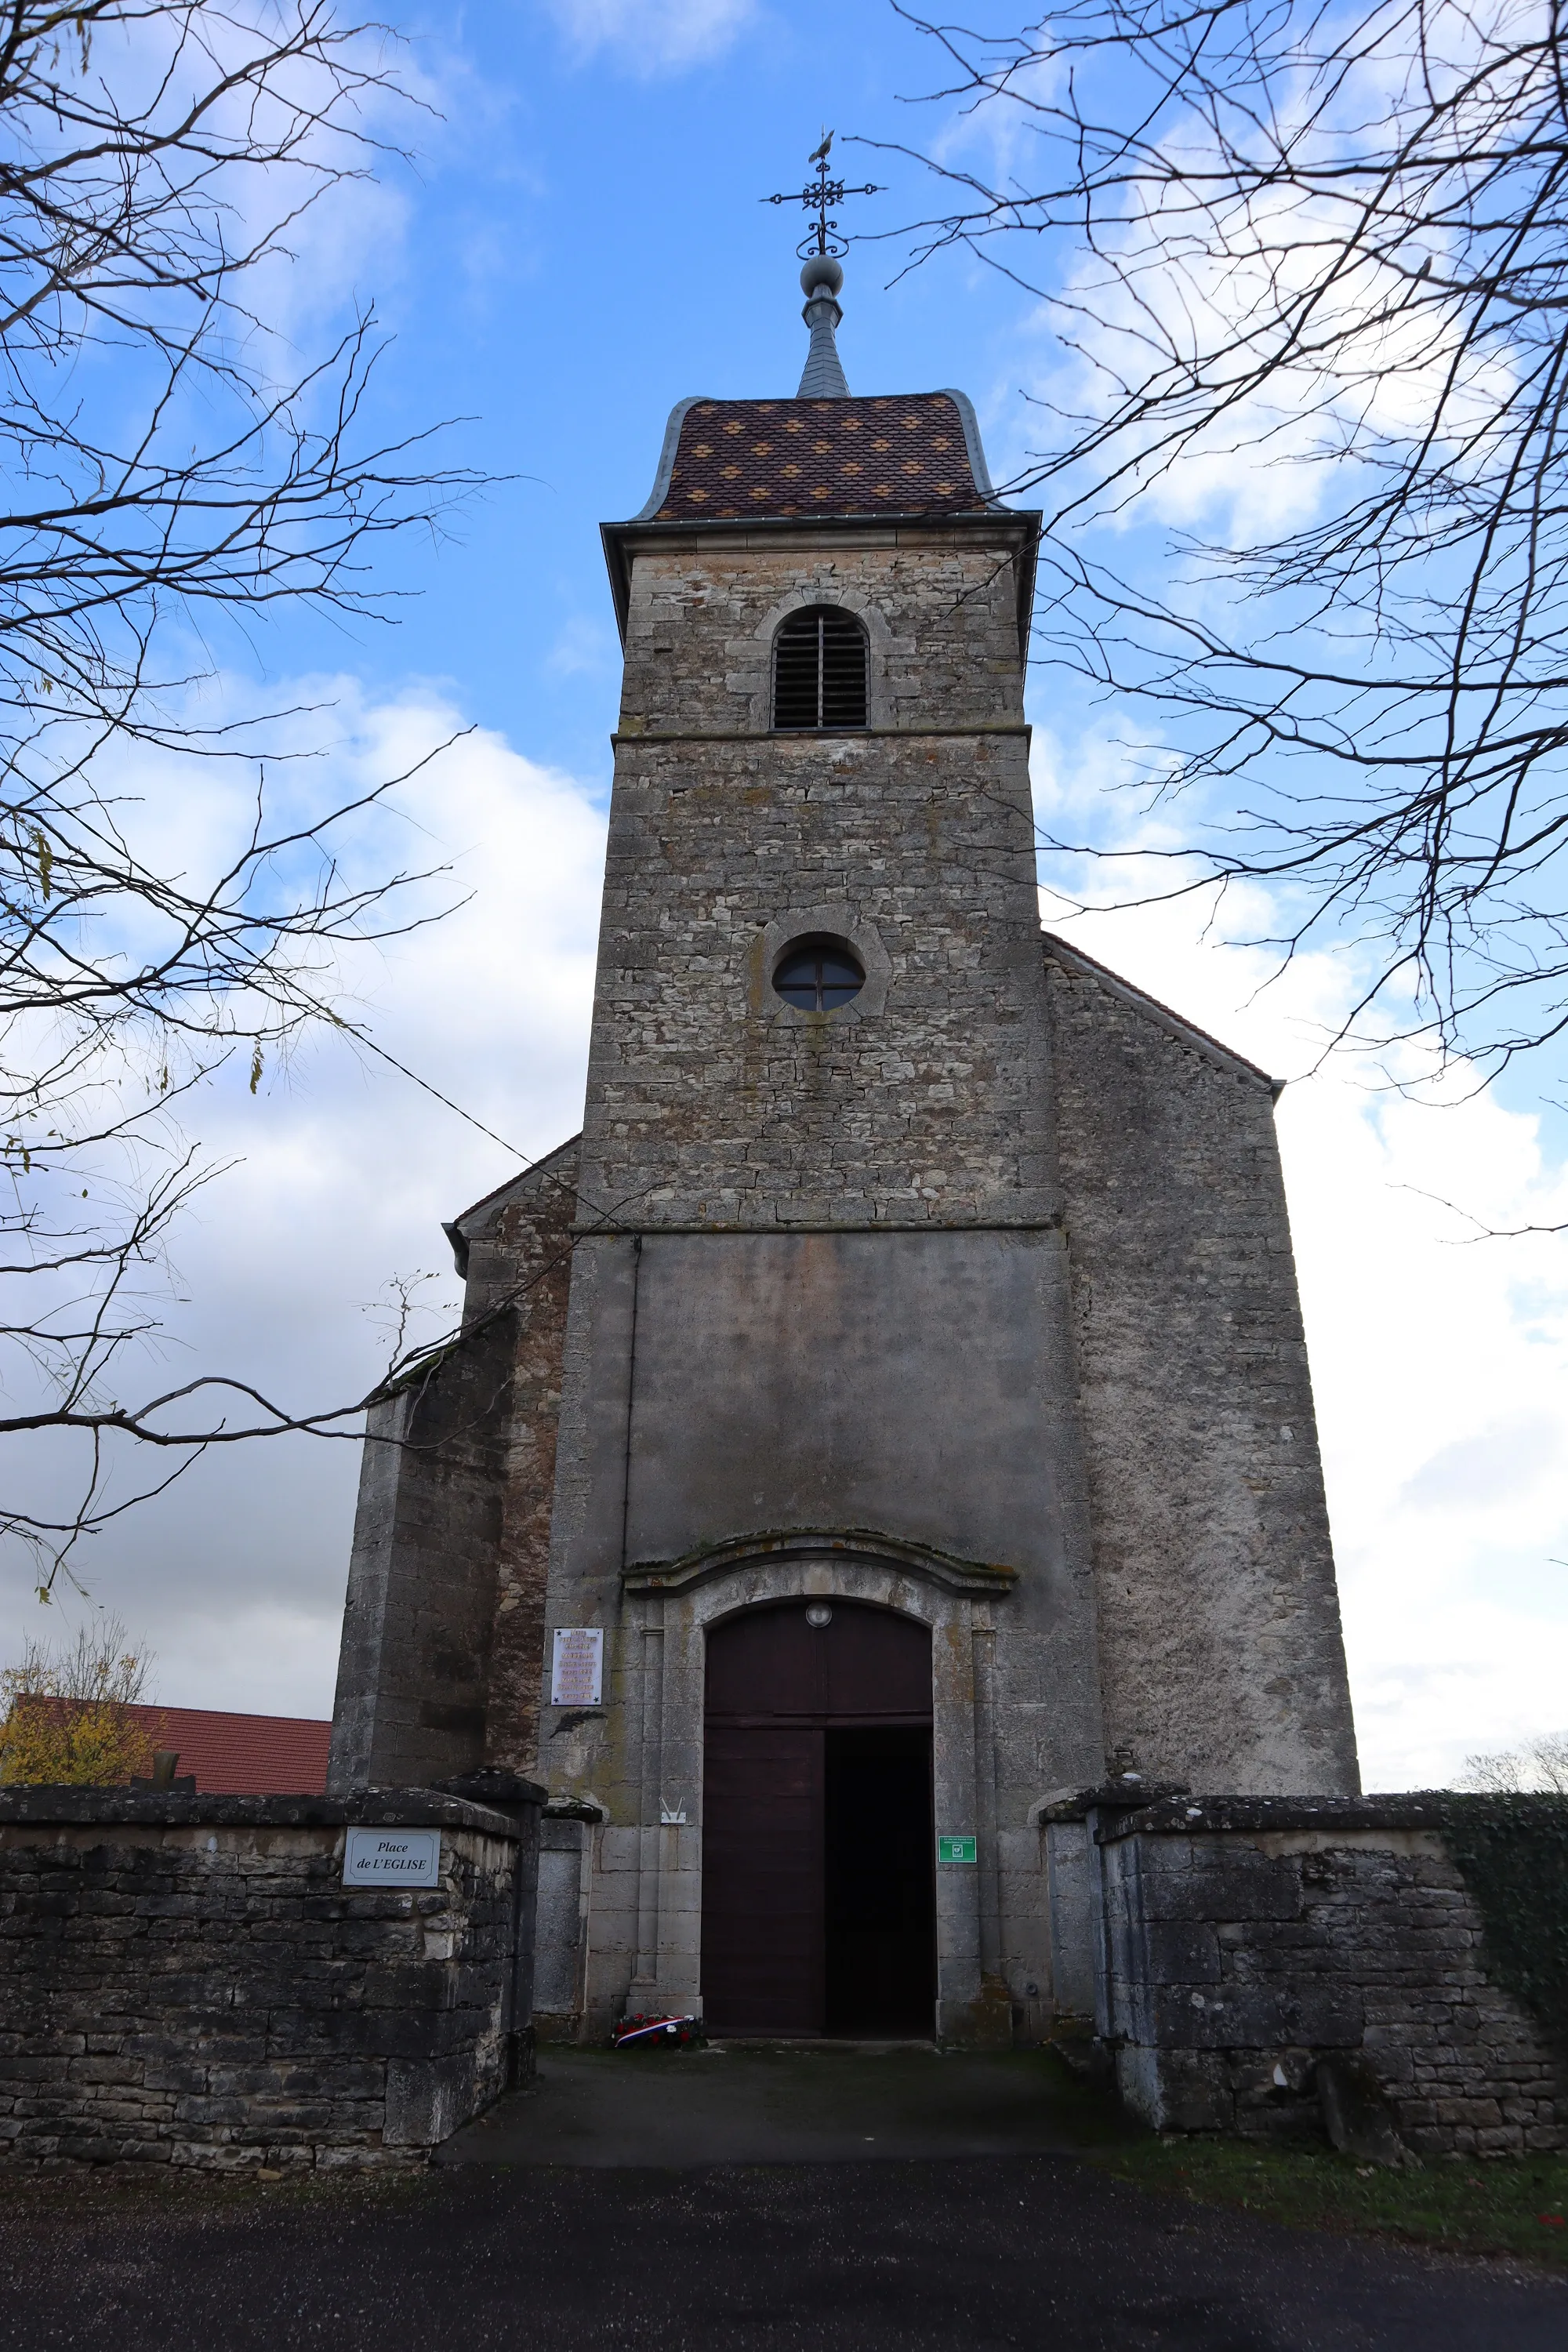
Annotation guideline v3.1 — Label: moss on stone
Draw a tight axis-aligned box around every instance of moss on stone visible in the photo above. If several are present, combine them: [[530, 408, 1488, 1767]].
[[1443, 1795, 1568, 2046]]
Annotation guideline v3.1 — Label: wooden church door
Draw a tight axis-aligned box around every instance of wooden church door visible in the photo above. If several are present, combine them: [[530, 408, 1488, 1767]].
[[701, 1601, 936, 2035]]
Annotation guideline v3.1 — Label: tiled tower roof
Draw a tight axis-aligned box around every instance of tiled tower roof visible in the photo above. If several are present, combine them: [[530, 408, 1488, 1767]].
[[643, 393, 997, 523]]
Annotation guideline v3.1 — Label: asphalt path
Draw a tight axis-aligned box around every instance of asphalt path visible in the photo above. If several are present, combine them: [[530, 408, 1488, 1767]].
[[0, 2050, 1562, 2348], [443, 2043, 1102, 2165]]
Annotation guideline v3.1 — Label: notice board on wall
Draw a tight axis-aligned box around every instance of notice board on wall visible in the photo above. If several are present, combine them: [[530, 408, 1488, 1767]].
[[550, 1627, 604, 1707]]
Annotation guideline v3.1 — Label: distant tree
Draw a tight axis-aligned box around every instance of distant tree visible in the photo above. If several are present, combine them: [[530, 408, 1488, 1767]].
[[1461, 1732, 1568, 1795], [883, 0, 1568, 1089], [0, 1617, 159, 1783], [0, 4, 480, 1595]]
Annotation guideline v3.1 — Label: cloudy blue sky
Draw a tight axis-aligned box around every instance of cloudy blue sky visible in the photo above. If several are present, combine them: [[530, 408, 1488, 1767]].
[[6, 0, 1566, 1791]]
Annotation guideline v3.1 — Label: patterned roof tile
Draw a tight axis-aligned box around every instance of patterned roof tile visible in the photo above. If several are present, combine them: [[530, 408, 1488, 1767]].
[[655, 394, 988, 521]]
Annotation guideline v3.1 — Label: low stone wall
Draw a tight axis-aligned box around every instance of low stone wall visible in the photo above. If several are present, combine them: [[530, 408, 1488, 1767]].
[[1075, 1796, 1566, 2157], [0, 1783, 542, 2169]]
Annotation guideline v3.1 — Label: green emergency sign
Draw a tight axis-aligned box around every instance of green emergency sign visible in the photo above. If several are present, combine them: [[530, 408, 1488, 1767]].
[[937, 1834, 977, 1864]]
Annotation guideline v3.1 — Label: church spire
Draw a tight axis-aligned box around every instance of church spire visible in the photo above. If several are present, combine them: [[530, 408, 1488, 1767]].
[[763, 136, 881, 402], [798, 255, 849, 399]]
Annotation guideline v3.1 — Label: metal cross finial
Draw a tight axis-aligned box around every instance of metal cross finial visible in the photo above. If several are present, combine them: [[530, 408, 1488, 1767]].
[[763, 131, 883, 261]]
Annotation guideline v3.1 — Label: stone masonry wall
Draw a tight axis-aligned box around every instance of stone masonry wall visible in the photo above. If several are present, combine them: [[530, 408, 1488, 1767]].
[[329, 1143, 578, 1791], [0, 1790, 532, 2168], [1098, 1798, 1566, 2156], [459, 1141, 580, 1777], [581, 522, 1054, 1230], [1046, 938, 1359, 1795]]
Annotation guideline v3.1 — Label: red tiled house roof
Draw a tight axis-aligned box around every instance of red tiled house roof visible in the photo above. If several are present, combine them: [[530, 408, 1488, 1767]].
[[123, 1704, 330, 1794]]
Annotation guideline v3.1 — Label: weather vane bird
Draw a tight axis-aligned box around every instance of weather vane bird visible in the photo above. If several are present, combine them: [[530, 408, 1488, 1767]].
[[764, 132, 882, 260]]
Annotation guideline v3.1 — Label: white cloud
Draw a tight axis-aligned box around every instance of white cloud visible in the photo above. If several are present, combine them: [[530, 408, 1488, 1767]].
[[965, 34, 1521, 548], [0, 677, 607, 1719], [1401, 1419, 1560, 1512], [1034, 745, 1568, 1793], [924, 49, 1065, 183], [544, 0, 757, 74], [547, 615, 616, 676], [1283, 1080, 1568, 1790], [94, 5, 426, 365]]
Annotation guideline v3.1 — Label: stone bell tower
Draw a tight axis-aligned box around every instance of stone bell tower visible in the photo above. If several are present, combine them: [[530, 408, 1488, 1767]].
[[548, 252, 1101, 2042], [328, 251, 1360, 2049]]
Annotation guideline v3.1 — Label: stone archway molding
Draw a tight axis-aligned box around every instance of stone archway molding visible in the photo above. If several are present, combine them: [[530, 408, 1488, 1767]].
[[615, 1526, 1011, 2045], [622, 1526, 1020, 1599]]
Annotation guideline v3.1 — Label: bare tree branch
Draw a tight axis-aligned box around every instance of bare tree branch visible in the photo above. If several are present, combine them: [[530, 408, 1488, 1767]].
[[877, 0, 1568, 1084], [0, 4, 487, 1592]]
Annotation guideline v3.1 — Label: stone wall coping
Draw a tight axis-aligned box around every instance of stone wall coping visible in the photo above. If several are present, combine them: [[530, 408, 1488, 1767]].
[[1044, 932, 1281, 1098], [1093, 1791, 1568, 1842], [448, 1133, 581, 1256], [576, 1218, 1065, 1239], [0, 1784, 540, 1836], [1033, 1780, 1190, 1824], [609, 724, 1033, 746]]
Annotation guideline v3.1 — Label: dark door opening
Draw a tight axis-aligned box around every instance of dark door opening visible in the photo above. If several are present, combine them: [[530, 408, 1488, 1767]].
[[702, 1601, 935, 2038], [825, 1726, 936, 2034]]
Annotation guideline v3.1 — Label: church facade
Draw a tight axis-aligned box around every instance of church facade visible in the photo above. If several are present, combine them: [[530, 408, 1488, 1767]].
[[328, 258, 1359, 2046]]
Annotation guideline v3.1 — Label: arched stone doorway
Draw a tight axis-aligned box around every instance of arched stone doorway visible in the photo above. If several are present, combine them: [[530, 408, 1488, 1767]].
[[702, 1599, 936, 2036]]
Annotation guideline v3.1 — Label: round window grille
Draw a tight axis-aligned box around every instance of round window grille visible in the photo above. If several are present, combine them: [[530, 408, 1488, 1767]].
[[772, 938, 865, 1013]]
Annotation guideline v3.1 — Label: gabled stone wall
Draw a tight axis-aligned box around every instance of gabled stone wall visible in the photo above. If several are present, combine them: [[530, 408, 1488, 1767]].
[[1046, 938, 1359, 1795], [328, 1142, 579, 1792]]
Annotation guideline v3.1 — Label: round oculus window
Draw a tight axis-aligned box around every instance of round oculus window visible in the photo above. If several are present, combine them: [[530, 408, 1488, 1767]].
[[772, 938, 864, 1013]]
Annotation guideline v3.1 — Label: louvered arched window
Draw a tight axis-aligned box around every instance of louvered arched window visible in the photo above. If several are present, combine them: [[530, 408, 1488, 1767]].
[[772, 605, 869, 731]]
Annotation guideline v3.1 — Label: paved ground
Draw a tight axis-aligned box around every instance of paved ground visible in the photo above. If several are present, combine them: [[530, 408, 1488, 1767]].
[[443, 2043, 1110, 2165], [1, 2049, 1563, 2348]]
